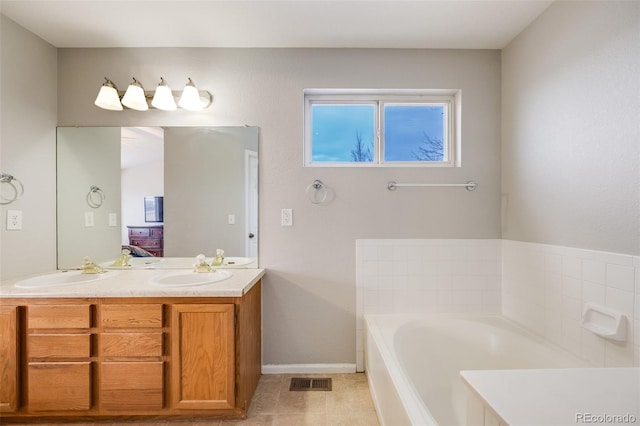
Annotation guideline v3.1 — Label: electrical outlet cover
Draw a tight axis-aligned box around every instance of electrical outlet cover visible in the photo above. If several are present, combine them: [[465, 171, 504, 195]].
[[6, 210, 22, 230], [281, 208, 293, 226], [85, 211, 95, 227]]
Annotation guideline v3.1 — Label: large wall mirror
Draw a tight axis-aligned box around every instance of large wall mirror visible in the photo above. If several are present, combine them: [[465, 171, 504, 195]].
[[56, 126, 259, 269]]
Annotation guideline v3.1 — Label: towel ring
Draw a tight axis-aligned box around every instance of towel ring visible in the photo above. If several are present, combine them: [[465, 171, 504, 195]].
[[0, 173, 24, 205], [86, 186, 105, 208], [306, 179, 329, 205]]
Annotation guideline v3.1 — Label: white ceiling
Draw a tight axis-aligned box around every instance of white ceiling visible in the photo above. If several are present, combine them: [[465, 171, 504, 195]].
[[0, 0, 553, 49]]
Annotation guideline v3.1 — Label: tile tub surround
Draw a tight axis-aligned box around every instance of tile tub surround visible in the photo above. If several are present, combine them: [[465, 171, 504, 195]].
[[356, 239, 502, 371], [502, 240, 639, 367], [356, 239, 639, 372]]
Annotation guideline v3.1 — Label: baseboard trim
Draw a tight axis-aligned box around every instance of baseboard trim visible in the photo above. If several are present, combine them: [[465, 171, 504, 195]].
[[262, 363, 356, 374]]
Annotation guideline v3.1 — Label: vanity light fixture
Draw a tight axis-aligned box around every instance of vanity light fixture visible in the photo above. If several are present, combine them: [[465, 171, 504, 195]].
[[94, 77, 212, 111], [94, 78, 123, 111], [151, 77, 177, 111], [178, 78, 203, 111], [121, 78, 149, 111]]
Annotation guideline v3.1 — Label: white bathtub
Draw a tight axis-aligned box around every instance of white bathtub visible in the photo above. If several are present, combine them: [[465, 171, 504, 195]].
[[364, 314, 590, 426]]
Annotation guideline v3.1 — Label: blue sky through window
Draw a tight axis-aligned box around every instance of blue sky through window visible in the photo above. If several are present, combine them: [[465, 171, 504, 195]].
[[311, 104, 375, 162], [310, 101, 447, 164], [384, 104, 445, 161]]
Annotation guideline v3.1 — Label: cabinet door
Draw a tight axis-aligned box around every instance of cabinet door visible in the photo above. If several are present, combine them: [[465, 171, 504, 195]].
[[0, 305, 19, 413], [28, 362, 91, 411], [171, 304, 235, 410]]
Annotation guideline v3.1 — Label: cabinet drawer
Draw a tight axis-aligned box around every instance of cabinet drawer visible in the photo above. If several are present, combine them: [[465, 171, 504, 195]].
[[28, 362, 91, 411], [29, 334, 90, 358], [100, 362, 163, 410], [101, 333, 163, 357], [150, 228, 164, 237], [129, 228, 151, 237], [101, 304, 163, 328], [28, 305, 90, 329], [130, 239, 162, 249]]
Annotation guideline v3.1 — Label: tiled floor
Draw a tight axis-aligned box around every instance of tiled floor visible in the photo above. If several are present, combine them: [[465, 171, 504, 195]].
[[230, 373, 380, 426], [7, 373, 380, 426]]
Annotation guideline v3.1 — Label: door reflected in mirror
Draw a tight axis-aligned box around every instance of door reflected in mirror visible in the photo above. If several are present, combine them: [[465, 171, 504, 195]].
[[56, 126, 259, 269]]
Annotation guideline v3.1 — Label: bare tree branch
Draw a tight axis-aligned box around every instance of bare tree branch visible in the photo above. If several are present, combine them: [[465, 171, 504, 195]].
[[351, 131, 373, 162], [412, 133, 443, 161]]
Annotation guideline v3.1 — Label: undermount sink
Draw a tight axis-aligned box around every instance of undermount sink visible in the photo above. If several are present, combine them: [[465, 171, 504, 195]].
[[149, 270, 233, 287], [15, 270, 119, 288]]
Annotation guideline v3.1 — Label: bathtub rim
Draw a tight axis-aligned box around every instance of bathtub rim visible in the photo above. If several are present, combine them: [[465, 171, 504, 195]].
[[364, 312, 593, 426], [365, 313, 440, 426]]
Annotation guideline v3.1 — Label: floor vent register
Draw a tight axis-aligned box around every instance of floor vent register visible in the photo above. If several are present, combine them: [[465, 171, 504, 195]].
[[289, 377, 332, 391]]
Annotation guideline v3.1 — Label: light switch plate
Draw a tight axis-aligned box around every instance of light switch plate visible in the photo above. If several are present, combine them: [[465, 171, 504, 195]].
[[108, 213, 117, 227], [228, 214, 236, 225], [6, 210, 22, 230]]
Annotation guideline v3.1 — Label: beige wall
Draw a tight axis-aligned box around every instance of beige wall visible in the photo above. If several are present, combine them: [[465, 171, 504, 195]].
[[56, 127, 122, 268], [502, 1, 640, 256], [0, 15, 57, 280], [163, 126, 257, 257], [56, 48, 501, 365]]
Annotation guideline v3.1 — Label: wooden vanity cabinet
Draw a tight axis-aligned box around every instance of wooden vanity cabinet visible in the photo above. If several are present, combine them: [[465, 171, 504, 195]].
[[0, 305, 19, 413], [98, 302, 165, 411], [171, 303, 235, 410], [26, 301, 94, 412], [168, 281, 262, 416], [0, 279, 261, 421]]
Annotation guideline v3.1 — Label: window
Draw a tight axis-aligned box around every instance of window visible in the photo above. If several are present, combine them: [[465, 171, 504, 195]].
[[304, 90, 460, 167]]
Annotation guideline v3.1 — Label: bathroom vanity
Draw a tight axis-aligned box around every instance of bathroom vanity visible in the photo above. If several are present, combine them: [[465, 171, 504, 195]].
[[0, 267, 264, 422]]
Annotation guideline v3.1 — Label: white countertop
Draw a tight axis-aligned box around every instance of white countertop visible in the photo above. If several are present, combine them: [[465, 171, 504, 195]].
[[461, 368, 640, 426], [0, 267, 265, 298]]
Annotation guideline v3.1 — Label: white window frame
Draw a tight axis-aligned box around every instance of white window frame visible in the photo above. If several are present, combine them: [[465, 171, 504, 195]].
[[303, 89, 461, 167]]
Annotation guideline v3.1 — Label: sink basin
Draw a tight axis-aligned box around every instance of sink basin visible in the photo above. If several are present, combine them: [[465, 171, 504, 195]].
[[101, 257, 165, 269], [149, 270, 233, 287], [15, 270, 119, 288]]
